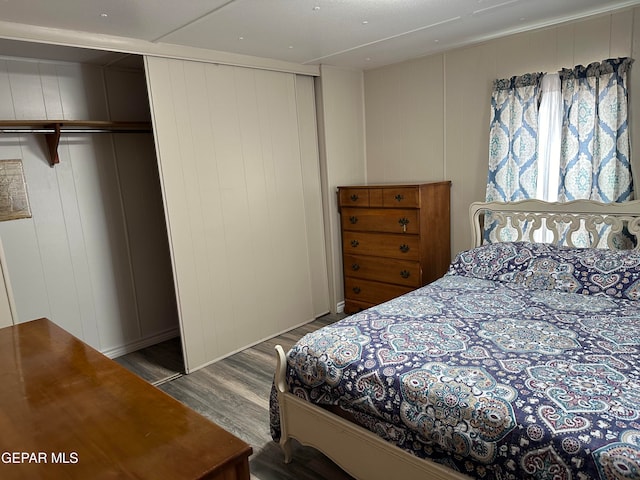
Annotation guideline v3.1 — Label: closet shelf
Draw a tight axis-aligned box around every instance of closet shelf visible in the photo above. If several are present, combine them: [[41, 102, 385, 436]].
[[0, 120, 153, 166]]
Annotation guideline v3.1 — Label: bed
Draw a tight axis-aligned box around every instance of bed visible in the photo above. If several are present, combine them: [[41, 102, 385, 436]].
[[270, 199, 640, 480]]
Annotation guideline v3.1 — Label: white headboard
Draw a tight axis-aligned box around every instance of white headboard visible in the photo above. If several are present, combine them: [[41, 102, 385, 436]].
[[469, 199, 640, 250]]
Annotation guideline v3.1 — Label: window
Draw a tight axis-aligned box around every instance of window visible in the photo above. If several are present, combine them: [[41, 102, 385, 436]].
[[486, 58, 634, 244]]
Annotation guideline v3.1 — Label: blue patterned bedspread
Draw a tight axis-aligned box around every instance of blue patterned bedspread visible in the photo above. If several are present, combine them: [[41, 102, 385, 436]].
[[270, 242, 640, 479]]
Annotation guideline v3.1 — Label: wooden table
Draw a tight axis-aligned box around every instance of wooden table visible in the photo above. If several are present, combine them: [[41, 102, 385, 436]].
[[0, 318, 252, 479]]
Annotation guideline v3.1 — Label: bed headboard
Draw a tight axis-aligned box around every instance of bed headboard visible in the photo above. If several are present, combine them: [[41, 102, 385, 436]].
[[469, 199, 640, 250]]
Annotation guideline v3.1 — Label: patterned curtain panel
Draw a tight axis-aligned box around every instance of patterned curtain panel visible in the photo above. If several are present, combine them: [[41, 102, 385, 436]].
[[486, 73, 543, 202], [558, 58, 634, 202], [485, 73, 543, 241], [557, 58, 635, 247]]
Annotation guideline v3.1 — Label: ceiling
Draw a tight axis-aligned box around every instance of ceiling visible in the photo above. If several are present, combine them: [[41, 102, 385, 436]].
[[0, 0, 639, 70]]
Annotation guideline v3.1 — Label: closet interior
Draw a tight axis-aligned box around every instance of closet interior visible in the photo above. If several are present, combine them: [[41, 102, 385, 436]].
[[0, 41, 181, 365]]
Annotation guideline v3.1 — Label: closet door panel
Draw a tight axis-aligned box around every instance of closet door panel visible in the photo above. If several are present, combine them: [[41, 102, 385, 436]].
[[211, 66, 263, 346], [295, 74, 330, 317], [146, 56, 325, 372], [148, 58, 208, 369], [255, 71, 316, 330], [186, 61, 237, 358], [232, 68, 275, 341]]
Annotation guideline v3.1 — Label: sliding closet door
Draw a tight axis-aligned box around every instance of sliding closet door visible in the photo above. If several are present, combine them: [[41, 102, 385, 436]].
[[145, 57, 329, 372]]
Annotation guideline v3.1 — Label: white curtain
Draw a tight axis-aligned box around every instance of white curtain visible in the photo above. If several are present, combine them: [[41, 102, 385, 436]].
[[536, 73, 562, 202], [534, 73, 563, 242]]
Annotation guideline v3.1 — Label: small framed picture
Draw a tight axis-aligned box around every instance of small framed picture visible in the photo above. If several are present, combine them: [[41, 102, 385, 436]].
[[0, 159, 31, 221]]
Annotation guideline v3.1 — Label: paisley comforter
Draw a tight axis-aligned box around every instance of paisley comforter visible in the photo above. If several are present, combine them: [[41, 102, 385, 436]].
[[270, 242, 640, 479]]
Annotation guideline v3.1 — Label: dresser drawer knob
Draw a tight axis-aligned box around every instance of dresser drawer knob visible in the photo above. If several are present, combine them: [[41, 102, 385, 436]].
[[352, 286, 361, 294], [399, 217, 409, 232], [400, 270, 410, 279], [399, 244, 410, 253], [351, 263, 360, 271], [349, 216, 358, 224], [350, 194, 359, 202], [351, 240, 360, 248], [394, 194, 404, 202]]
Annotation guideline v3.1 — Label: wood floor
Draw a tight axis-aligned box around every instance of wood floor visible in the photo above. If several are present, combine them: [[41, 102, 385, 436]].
[[115, 313, 353, 480]]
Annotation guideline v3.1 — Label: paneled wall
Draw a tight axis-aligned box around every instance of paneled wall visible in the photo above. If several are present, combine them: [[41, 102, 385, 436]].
[[146, 57, 329, 372], [363, 7, 639, 258], [0, 57, 178, 356], [314, 65, 366, 312]]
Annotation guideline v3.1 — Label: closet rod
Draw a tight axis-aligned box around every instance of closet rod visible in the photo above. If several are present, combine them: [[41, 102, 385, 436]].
[[0, 120, 152, 166], [0, 128, 151, 133]]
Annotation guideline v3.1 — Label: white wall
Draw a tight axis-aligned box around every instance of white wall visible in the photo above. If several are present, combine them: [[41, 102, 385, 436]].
[[365, 55, 445, 182], [363, 7, 639, 258], [0, 57, 178, 356], [315, 65, 366, 312]]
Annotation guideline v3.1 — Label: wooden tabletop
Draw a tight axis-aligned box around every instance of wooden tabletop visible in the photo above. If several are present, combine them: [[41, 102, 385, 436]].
[[0, 318, 252, 479]]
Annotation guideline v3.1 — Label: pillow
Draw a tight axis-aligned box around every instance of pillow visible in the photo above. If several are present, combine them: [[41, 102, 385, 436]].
[[447, 241, 640, 300]]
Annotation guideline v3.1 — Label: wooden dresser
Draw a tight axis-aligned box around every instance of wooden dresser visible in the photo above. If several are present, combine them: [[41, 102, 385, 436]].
[[338, 182, 451, 314]]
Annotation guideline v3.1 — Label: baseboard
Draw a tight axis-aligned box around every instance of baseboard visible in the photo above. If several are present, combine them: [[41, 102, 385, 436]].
[[102, 328, 180, 359], [336, 301, 345, 314]]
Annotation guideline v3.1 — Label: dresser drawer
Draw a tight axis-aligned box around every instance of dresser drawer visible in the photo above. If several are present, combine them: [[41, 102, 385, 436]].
[[345, 277, 413, 305], [382, 187, 419, 207], [344, 298, 374, 314], [339, 188, 369, 207], [342, 231, 420, 260], [340, 208, 419, 234], [343, 254, 421, 287]]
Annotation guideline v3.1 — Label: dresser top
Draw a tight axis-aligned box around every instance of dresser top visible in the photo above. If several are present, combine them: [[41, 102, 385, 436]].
[[337, 181, 450, 189]]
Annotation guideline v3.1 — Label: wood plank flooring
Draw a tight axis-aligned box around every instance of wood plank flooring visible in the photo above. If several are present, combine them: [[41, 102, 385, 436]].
[[115, 313, 353, 480], [112, 336, 184, 385]]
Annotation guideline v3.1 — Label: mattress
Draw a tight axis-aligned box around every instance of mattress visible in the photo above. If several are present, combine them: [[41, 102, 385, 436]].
[[270, 241, 640, 479]]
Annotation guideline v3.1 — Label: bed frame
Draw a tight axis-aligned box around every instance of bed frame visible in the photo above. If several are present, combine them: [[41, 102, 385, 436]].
[[274, 199, 640, 480], [470, 199, 640, 249]]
